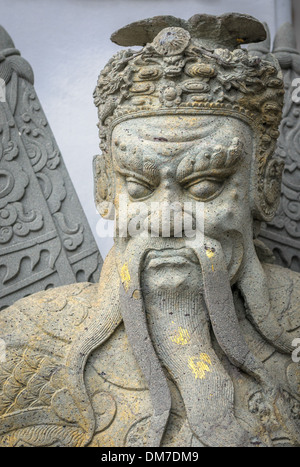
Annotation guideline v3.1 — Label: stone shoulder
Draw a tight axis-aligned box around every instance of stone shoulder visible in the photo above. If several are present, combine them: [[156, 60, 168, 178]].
[[0, 282, 100, 346], [0, 279, 122, 447]]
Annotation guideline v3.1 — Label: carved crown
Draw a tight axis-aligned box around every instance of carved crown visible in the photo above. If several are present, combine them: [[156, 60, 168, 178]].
[[93, 14, 285, 221]]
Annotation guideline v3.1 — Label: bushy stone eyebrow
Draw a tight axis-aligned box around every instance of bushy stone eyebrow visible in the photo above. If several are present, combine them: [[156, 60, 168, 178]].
[[176, 137, 244, 183], [114, 145, 161, 186], [116, 163, 161, 187]]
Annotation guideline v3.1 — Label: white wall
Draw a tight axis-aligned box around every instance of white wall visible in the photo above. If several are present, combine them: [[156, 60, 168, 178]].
[[0, 0, 287, 258]]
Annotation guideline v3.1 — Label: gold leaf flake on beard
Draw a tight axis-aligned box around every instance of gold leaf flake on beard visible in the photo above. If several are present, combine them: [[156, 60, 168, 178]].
[[205, 246, 216, 271], [188, 353, 212, 380], [170, 326, 191, 346], [120, 262, 131, 291]]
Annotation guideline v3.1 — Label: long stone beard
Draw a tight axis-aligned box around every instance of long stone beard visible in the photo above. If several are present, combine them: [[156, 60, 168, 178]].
[[115, 234, 297, 447], [143, 287, 248, 447], [140, 236, 260, 447]]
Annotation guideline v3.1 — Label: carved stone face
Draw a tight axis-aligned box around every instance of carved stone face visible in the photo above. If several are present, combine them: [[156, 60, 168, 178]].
[[112, 114, 254, 287]]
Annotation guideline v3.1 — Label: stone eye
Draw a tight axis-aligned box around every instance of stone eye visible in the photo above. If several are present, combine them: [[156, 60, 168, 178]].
[[187, 179, 223, 201], [126, 179, 153, 200]]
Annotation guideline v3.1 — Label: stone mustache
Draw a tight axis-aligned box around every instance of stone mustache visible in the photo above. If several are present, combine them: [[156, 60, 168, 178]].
[[0, 13, 300, 447]]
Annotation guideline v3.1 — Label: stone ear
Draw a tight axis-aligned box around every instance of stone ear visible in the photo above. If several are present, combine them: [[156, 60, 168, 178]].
[[254, 157, 284, 222], [93, 154, 115, 220]]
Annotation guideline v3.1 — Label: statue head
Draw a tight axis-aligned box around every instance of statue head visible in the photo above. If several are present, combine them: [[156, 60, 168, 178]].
[[94, 13, 284, 222], [93, 14, 285, 287], [92, 14, 287, 447]]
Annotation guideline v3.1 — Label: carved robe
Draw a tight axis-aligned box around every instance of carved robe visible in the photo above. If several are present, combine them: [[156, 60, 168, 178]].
[[0, 249, 299, 447]]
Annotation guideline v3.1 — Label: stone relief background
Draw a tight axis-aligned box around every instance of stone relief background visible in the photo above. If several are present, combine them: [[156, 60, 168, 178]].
[[0, 0, 296, 259], [0, 29, 102, 309]]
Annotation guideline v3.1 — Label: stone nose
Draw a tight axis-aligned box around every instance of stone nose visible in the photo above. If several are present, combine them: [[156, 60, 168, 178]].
[[146, 201, 191, 238]]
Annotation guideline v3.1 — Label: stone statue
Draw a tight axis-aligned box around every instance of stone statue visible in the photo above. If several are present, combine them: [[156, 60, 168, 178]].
[[1, 13, 300, 447]]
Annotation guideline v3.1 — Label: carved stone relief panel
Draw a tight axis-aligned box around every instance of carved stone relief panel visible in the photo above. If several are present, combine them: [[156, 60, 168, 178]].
[[252, 23, 300, 272], [0, 26, 102, 310]]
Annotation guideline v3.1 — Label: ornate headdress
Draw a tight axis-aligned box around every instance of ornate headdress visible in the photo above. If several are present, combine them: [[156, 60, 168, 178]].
[[93, 14, 285, 220]]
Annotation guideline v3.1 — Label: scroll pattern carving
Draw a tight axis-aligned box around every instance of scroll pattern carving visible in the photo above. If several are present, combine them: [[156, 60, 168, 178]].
[[0, 27, 102, 310], [0, 136, 43, 245], [252, 24, 300, 271]]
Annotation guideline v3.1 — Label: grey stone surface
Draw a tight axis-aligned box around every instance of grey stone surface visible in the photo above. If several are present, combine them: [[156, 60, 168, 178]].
[[250, 23, 300, 272], [0, 26, 102, 310], [110, 13, 267, 48], [0, 13, 300, 447]]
